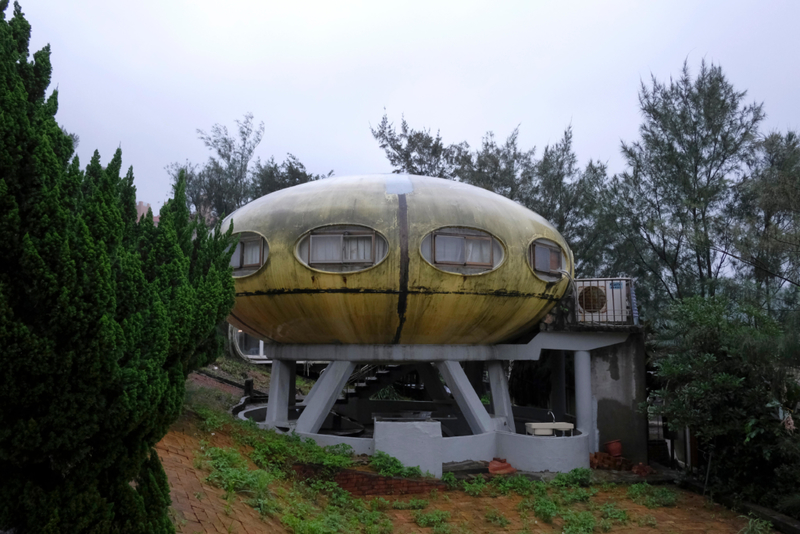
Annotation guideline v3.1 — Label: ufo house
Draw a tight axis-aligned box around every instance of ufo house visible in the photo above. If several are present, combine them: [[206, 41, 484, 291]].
[[224, 175, 632, 475]]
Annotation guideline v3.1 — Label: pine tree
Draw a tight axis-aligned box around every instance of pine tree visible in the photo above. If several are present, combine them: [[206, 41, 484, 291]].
[[0, 3, 235, 532]]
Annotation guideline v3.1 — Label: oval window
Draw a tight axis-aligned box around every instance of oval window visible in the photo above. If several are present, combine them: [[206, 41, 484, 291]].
[[421, 227, 504, 274], [230, 232, 268, 277], [529, 238, 566, 281], [296, 225, 388, 273]]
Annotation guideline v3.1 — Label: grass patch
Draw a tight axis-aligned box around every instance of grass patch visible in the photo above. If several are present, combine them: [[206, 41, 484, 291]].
[[391, 498, 428, 510], [533, 497, 559, 523], [369, 451, 425, 478], [413, 509, 451, 527], [462, 476, 487, 497], [562, 510, 596, 534], [484, 509, 510, 526], [627, 482, 678, 508]]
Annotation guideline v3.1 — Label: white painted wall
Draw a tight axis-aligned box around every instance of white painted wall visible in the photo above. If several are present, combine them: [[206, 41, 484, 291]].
[[374, 421, 443, 477]]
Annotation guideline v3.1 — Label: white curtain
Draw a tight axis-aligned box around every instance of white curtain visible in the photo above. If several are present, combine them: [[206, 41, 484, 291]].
[[243, 240, 261, 265], [434, 235, 465, 263], [344, 235, 373, 262], [310, 235, 342, 263], [229, 242, 242, 268], [465, 238, 491, 265]]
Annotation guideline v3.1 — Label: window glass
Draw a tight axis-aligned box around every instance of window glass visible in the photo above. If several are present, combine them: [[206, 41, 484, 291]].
[[230, 242, 242, 269], [434, 235, 465, 264], [344, 235, 373, 262], [530, 238, 564, 280], [309, 234, 343, 263], [422, 227, 503, 274], [231, 232, 268, 277], [297, 225, 388, 273], [465, 237, 492, 266], [243, 240, 261, 266]]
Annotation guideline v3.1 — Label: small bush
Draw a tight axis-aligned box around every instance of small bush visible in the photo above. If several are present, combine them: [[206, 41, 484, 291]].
[[562, 510, 596, 534], [552, 467, 592, 488], [463, 477, 487, 497], [413, 509, 451, 527], [485, 509, 510, 526], [392, 498, 429, 510], [738, 515, 773, 534], [533, 497, 559, 523], [627, 482, 678, 508], [370, 497, 391, 511], [442, 472, 459, 490], [601, 502, 629, 524], [370, 451, 423, 478]]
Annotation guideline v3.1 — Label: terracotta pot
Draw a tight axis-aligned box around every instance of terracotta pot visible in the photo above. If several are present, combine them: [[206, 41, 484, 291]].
[[604, 439, 623, 457]]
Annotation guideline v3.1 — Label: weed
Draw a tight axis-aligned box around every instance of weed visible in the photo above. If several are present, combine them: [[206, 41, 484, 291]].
[[442, 472, 459, 490], [392, 498, 428, 510], [370, 451, 423, 478], [370, 497, 391, 511], [599, 518, 612, 532], [627, 482, 678, 508], [738, 515, 773, 534], [194, 491, 204, 501], [551, 467, 592, 488], [600, 501, 628, 524], [558, 486, 598, 504], [562, 510, 596, 534], [533, 497, 559, 523], [413, 509, 451, 527], [484, 509, 510, 527], [432, 524, 452, 534], [462, 476, 487, 497], [636, 514, 658, 528]]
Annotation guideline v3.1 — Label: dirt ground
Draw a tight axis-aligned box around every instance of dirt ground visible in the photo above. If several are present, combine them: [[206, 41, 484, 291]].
[[160, 374, 771, 534]]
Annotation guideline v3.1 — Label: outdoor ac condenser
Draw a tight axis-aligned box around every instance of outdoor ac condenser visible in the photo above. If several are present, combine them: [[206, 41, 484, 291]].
[[574, 278, 637, 324]]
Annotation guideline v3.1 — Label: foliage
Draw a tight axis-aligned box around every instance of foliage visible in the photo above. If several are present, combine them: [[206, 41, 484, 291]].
[[167, 113, 331, 225], [737, 515, 773, 534], [369, 451, 424, 478], [627, 483, 677, 508], [391, 499, 428, 510], [0, 3, 236, 532], [441, 472, 459, 490], [605, 60, 764, 311], [649, 296, 800, 511], [483, 509, 510, 526], [600, 502, 629, 524], [532, 497, 559, 523], [462, 476, 487, 497], [412, 509, 450, 528], [551, 468, 592, 488], [561, 510, 596, 534]]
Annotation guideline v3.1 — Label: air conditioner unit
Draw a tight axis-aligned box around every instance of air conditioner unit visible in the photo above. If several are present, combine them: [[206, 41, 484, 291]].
[[574, 278, 638, 324]]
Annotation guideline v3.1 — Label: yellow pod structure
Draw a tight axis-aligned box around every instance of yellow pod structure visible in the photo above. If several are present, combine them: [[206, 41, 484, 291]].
[[222, 174, 573, 345]]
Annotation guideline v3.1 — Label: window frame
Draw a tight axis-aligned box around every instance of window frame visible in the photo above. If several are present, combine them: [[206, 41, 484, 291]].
[[240, 237, 265, 268], [432, 231, 494, 268], [530, 240, 563, 276], [308, 230, 377, 266]]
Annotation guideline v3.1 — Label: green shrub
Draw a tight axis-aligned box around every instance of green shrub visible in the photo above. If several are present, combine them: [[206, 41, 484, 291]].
[[413, 509, 451, 527], [627, 482, 677, 508], [533, 497, 559, 523], [600, 502, 629, 524], [442, 472, 459, 490], [392, 498, 428, 510], [484, 509, 510, 526], [463, 477, 487, 497], [562, 510, 596, 534], [552, 467, 592, 488], [369, 451, 423, 478]]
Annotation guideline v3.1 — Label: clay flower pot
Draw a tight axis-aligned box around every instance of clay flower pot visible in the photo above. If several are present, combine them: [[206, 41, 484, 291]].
[[604, 439, 623, 457]]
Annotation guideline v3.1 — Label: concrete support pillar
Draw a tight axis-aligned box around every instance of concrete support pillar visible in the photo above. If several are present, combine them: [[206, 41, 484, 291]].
[[295, 361, 355, 434], [436, 361, 493, 434], [413, 363, 450, 401], [265, 360, 292, 425], [487, 361, 515, 433], [574, 350, 592, 435], [550, 350, 567, 421], [259, 339, 264, 358]]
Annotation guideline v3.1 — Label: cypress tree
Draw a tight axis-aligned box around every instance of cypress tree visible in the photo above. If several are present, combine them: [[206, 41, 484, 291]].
[[0, 2, 236, 532]]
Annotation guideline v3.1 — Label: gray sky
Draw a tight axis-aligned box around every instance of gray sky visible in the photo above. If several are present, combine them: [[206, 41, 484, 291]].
[[26, 1, 800, 210]]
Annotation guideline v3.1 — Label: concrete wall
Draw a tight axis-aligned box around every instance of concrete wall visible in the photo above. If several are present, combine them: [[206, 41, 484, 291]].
[[440, 433, 497, 464], [374, 421, 443, 477], [591, 333, 648, 464], [496, 432, 589, 472]]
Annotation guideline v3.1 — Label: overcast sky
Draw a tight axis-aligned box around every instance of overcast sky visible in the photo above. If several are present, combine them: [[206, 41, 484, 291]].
[[25, 1, 800, 210]]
